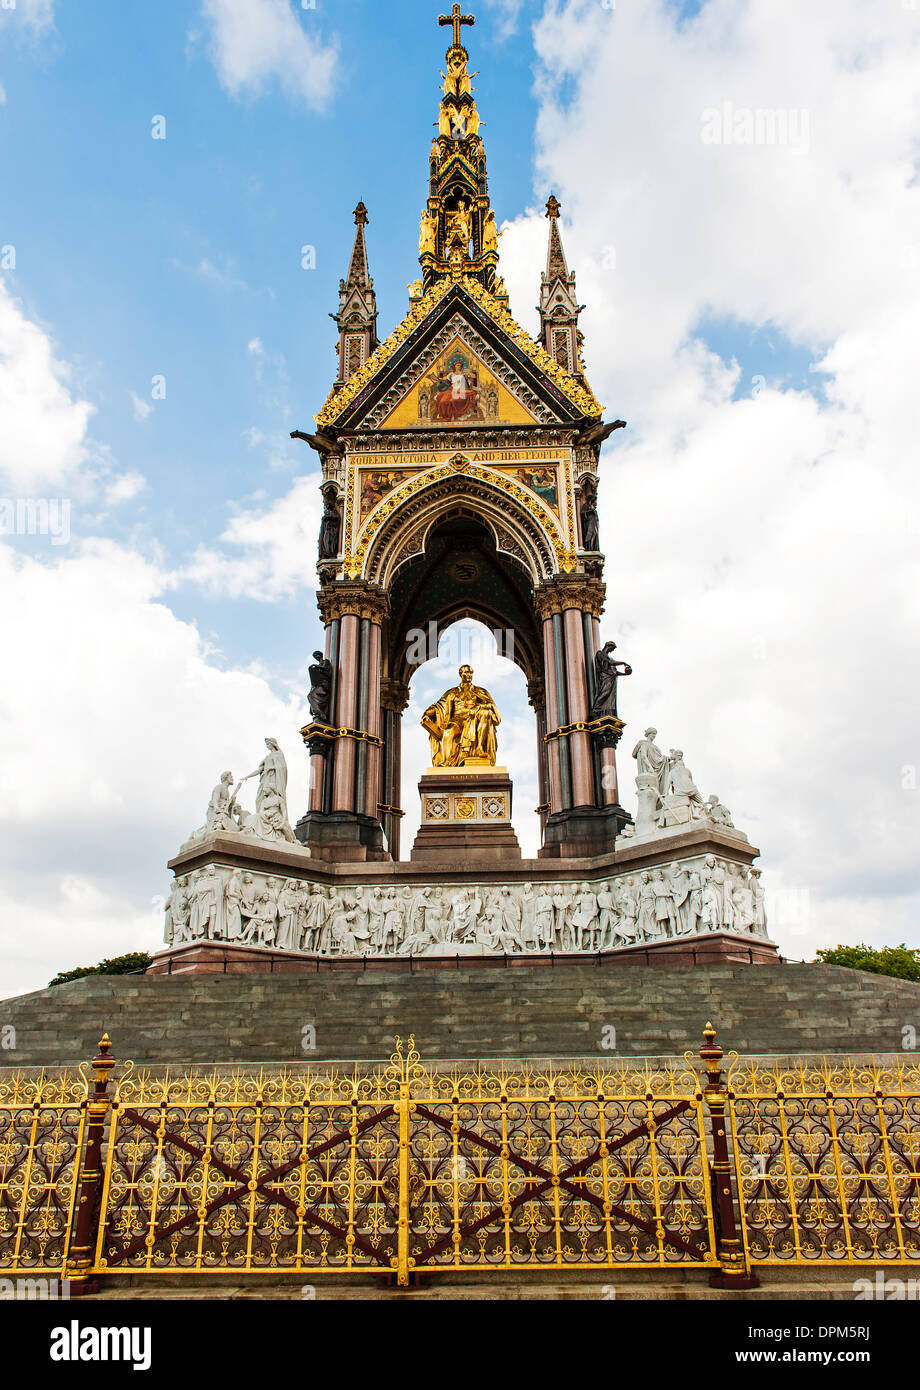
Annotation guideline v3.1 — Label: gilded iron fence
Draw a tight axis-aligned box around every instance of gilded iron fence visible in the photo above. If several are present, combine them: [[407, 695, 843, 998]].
[[1, 1027, 918, 1293], [727, 1055, 920, 1265], [0, 1072, 88, 1278]]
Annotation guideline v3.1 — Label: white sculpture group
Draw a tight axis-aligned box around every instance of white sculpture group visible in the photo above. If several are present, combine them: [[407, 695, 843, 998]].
[[629, 729, 739, 836], [164, 853, 767, 957], [181, 738, 297, 849]]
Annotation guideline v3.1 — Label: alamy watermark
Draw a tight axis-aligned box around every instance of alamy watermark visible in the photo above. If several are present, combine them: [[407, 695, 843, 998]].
[[405, 621, 514, 669], [701, 102, 810, 154], [0, 497, 71, 545]]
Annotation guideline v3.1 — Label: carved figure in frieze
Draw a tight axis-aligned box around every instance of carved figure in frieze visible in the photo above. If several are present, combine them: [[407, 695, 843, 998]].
[[614, 878, 638, 947], [732, 873, 755, 934], [686, 870, 703, 936], [164, 875, 190, 946], [668, 861, 692, 935], [535, 887, 555, 952], [719, 861, 736, 932], [551, 885, 569, 949], [191, 865, 225, 941], [449, 887, 481, 943], [636, 872, 657, 942], [570, 882, 599, 952], [651, 869, 676, 938], [499, 886, 523, 950], [225, 870, 244, 941], [239, 873, 260, 938], [700, 856, 721, 931], [518, 884, 538, 951], [276, 880, 303, 951]]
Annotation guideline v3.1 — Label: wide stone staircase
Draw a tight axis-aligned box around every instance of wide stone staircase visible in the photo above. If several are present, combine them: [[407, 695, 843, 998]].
[[2, 960, 918, 1065]]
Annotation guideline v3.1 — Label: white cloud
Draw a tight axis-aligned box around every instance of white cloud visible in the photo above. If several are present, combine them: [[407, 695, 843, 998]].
[[0, 0, 54, 37], [0, 538, 307, 996], [199, 0, 339, 110], [482, 0, 525, 40], [0, 84, 7, 105], [182, 473, 323, 600], [495, 0, 920, 960], [0, 282, 95, 493], [104, 470, 146, 504], [130, 390, 153, 422]]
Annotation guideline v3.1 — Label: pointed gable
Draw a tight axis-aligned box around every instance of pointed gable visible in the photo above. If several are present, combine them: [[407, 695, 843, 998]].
[[314, 278, 602, 432]]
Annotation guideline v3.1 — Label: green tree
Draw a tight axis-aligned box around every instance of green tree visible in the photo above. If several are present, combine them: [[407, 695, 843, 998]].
[[815, 943, 920, 983], [49, 951, 152, 988]]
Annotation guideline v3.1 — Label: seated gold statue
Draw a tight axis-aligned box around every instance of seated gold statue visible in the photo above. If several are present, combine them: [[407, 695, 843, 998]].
[[421, 664, 500, 767]]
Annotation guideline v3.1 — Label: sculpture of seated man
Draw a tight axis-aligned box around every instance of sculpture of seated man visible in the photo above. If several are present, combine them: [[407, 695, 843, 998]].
[[421, 664, 501, 767]]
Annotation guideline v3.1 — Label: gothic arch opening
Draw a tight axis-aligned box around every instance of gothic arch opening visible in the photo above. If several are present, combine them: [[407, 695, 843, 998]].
[[363, 471, 559, 590], [400, 618, 539, 859]]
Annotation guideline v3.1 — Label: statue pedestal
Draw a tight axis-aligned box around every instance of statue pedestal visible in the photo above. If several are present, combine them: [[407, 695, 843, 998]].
[[410, 767, 522, 864]]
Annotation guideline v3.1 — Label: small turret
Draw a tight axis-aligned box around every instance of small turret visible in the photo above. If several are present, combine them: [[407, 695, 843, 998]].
[[332, 202, 379, 386], [538, 195, 585, 377]]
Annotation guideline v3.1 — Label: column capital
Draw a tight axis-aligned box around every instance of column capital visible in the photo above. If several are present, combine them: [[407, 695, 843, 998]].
[[533, 574, 606, 621], [526, 675, 546, 710], [379, 678, 411, 713], [317, 580, 390, 625]]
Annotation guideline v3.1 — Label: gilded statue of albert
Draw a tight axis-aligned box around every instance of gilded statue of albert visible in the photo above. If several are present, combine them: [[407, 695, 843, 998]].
[[421, 665, 501, 767]]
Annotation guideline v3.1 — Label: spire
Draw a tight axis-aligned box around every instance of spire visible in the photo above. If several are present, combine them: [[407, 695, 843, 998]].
[[332, 202, 379, 387], [539, 195, 585, 378], [416, 9, 507, 303]]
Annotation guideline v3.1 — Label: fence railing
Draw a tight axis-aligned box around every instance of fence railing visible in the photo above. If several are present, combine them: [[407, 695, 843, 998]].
[[1, 1027, 918, 1293]]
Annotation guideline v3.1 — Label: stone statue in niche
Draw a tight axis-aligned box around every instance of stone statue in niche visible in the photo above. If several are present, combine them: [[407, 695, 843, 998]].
[[308, 652, 334, 724], [318, 488, 341, 560], [580, 479, 600, 552], [590, 641, 632, 720]]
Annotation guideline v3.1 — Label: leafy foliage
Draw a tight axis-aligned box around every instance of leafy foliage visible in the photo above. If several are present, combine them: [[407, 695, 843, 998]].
[[815, 943, 920, 983], [49, 951, 152, 988]]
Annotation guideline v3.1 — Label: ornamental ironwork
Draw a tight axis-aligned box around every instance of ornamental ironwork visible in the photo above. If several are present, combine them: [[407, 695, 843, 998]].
[[1, 1027, 918, 1294]]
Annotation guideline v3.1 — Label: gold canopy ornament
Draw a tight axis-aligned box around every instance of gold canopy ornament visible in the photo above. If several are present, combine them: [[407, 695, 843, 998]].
[[421, 664, 500, 767]]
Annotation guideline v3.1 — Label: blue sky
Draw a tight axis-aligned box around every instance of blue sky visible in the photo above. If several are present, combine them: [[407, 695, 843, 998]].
[[2, 0, 918, 992], [2, 0, 548, 674]]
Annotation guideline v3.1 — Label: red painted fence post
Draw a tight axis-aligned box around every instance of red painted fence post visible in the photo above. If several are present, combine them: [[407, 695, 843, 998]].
[[699, 1021, 759, 1289], [64, 1033, 116, 1298]]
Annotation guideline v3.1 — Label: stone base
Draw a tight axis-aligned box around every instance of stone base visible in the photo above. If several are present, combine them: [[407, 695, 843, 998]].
[[410, 768, 521, 863], [148, 931, 777, 977], [539, 804, 632, 859], [294, 810, 389, 862], [10, 960, 915, 1066]]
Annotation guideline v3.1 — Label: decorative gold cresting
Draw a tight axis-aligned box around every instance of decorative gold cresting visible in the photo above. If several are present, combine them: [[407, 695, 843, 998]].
[[421, 664, 501, 766]]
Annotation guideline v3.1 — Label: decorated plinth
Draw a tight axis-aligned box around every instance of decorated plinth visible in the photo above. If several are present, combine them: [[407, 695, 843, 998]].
[[151, 797, 776, 973], [411, 765, 521, 862]]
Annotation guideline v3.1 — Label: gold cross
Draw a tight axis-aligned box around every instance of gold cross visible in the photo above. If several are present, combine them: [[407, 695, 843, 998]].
[[439, 4, 475, 48]]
